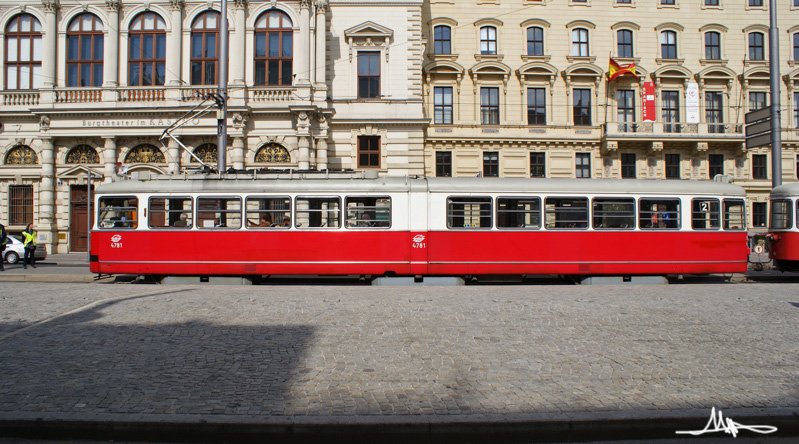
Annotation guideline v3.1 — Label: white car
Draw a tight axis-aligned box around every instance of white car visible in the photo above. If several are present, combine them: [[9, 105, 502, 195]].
[[3, 235, 47, 264]]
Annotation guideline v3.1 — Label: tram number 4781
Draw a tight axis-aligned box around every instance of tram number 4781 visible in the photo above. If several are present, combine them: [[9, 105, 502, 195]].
[[412, 234, 427, 249]]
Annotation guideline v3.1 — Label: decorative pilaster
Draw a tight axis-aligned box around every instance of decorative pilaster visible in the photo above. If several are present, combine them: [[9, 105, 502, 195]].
[[41, 1, 58, 92], [298, 137, 311, 170], [102, 137, 117, 182], [166, 0, 184, 87], [167, 138, 181, 174], [103, 0, 121, 87], [231, 0, 247, 88], [297, 0, 312, 85], [39, 138, 55, 224], [314, 0, 328, 90], [231, 137, 245, 170]]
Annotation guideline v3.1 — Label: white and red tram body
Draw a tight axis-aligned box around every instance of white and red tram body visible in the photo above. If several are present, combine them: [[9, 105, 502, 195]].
[[768, 183, 799, 271], [89, 174, 749, 277]]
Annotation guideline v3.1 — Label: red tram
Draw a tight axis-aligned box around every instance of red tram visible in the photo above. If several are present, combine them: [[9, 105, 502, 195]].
[[768, 183, 799, 271], [89, 173, 749, 280]]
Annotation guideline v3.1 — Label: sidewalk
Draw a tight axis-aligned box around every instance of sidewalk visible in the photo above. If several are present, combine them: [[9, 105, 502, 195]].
[[0, 253, 100, 283]]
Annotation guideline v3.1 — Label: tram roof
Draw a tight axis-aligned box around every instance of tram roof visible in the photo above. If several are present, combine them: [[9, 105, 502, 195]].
[[95, 174, 745, 197], [770, 182, 799, 198]]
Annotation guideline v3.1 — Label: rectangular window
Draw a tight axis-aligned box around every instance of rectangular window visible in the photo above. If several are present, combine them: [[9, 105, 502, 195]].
[[617, 30, 633, 58], [357, 51, 380, 99], [749, 0, 763, 6], [571, 29, 588, 57], [480, 87, 500, 125], [527, 27, 544, 56], [447, 197, 492, 229], [573, 88, 592, 126], [497, 197, 541, 229], [752, 154, 768, 180], [480, 26, 497, 55], [705, 32, 720, 60], [749, 91, 767, 111], [661, 0, 675, 4], [770, 199, 793, 229], [723, 199, 746, 230], [98, 196, 138, 229], [245, 197, 291, 228], [433, 25, 451, 55], [346, 196, 391, 228], [530, 152, 546, 178], [665, 154, 681, 179], [794, 92, 799, 129], [483, 151, 499, 177], [358, 136, 380, 168], [295, 196, 341, 228], [436, 151, 452, 177], [705, 92, 724, 133], [692, 198, 721, 230], [8, 185, 33, 226], [197, 197, 242, 229], [662, 90, 680, 133], [705, 0, 719, 5], [661, 31, 677, 59], [709, 154, 724, 178], [592, 198, 635, 229], [749, 32, 764, 60], [753, 202, 767, 228], [527, 88, 546, 125], [434, 86, 453, 124], [621, 153, 636, 179], [575, 152, 591, 178], [545, 197, 588, 229], [639, 199, 680, 229], [617, 89, 635, 132], [794, 32, 799, 61], [149, 197, 193, 228]]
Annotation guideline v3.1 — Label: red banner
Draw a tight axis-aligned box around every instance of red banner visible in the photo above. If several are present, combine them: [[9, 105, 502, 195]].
[[642, 82, 655, 122]]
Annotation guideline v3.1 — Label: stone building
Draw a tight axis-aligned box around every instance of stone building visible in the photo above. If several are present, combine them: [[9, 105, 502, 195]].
[[0, 0, 425, 252], [422, 0, 799, 230]]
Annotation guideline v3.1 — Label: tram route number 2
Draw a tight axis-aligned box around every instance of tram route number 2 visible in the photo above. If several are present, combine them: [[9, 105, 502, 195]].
[[412, 234, 427, 249]]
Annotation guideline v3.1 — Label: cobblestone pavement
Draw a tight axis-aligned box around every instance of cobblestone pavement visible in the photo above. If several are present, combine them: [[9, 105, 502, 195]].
[[0, 282, 797, 439]]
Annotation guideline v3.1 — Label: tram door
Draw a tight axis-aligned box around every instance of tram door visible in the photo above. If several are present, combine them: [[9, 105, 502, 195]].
[[70, 185, 95, 252]]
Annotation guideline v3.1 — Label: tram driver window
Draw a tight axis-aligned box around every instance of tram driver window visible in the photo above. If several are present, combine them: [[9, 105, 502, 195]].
[[544, 197, 588, 229], [197, 197, 242, 229], [346, 196, 391, 228], [691, 198, 720, 230], [496, 197, 541, 229], [639, 199, 680, 229], [246, 197, 291, 228], [723, 199, 746, 230], [592, 198, 635, 229], [296, 197, 341, 228], [447, 197, 492, 229], [149, 197, 193, 229], [770, 199, 793, 230], [98, 197, 138, 229]]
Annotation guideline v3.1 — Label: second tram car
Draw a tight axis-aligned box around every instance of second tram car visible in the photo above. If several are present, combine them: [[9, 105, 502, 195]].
[[768, 183, 799, 271], [89, 174, 749, 280]]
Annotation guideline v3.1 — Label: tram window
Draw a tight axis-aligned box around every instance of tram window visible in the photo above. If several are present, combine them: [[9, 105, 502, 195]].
[[723, 199, 746, 230], [98, 197, 138, 229], [592, 198, 635, 229], [346, 196, 391, 228], [149, 197, 193, 229], [447, 197, 492, 229], [544, 197, 588, 229], [770, 199, 793, 230], [197, 197, 242, 229], [246, 197, 291, 228], [639, 199, 680, 229], [496, 197, 541, 229], [691, 198, 720, 230], [296, 197, 341, 228]]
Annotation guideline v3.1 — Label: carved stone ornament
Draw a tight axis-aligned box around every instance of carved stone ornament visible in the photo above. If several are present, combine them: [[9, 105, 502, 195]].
[[169, 0, 185, 10], [39, 115, 51, 130], [105, 0, 121, 11], [41, 0, 59, 12], [232, 112, 249, 128], [298, 112, 308, 122]]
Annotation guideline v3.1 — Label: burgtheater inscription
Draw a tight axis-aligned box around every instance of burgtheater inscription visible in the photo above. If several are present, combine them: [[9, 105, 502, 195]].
[[81, 118, 203, 127]]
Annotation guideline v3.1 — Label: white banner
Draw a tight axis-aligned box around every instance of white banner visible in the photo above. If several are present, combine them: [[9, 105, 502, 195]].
[[686, 83, 700, 124]]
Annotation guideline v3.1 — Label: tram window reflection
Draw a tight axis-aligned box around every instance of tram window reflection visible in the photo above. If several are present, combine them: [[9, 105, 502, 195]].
[[447, 197, 492, 229], [296, 197, 341, 228], [149, 197, 192, 228], [770, 199, 793, 229], [98, 197, 138, 228], [197, 196, 242, 229], [346, 196, 391, 228], [691, 198, 720, 230], [246, 197, 290, 229], [722, 199, 746, 230], [592, 198, 635, 229], [544, 197, 588, 229], [496, 197, 541, 229], [639, 199, 680, 229]]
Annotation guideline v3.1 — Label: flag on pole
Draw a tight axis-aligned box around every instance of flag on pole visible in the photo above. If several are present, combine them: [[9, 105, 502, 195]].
[[607, 58, 638, 81]]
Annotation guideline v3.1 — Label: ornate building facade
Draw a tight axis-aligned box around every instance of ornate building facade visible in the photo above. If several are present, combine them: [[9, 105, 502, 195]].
[[0, 0, 425, 252], [422, 0, 799, 231]]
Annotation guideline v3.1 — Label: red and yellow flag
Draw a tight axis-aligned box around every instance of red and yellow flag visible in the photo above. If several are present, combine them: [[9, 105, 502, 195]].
[[607, 58, 638, 81]]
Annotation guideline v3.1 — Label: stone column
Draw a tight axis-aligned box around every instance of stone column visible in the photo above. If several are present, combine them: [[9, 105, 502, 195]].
[[167, 138, 181, 174], [298, 137, 310, 170], [41, 0, 59, 89], [316, 138, 328, 170], [166, 0, 184, 87], [231, 137, 245, 170], [231, 0, 247, 87], [296, 1, 311, 85], [103, 0, 120, 87], [102, 137, 117, 182], [314, 1, 327, 89], [39, 138, 56, 250]]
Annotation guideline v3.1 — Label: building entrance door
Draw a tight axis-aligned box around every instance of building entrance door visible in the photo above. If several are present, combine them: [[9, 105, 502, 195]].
[[70, 185, 94, 252]]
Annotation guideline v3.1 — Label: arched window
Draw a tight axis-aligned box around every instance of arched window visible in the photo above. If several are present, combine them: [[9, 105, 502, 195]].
[[748, 32, 764, 61], [255, 10, 293, 86], [254, 143, 291, 163], [129, 12, 166, 86], [125, 144, 165, 163], [67, 13, 104, 87], [193, 143, 217, 164], [5, 145, 38, 165], [572, 28, 589, 57], [480, 26, 497, 55], [65, 145, 100, 164], [191, 11, 219, 85], [434, 25, 451, 54], [527, 27, 544, 56], [705, 32, 720, 60], [660, 30, 677, 59], [617, 30, 633, 58], [5, 14, 42, 90]]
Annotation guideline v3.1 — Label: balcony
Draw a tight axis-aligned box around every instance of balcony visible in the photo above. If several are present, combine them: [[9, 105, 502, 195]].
[[603, 121, 743, 139], [1, 91, 40, 107]]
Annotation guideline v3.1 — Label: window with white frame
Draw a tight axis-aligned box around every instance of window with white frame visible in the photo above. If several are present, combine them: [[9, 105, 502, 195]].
[[704, 32, 720, 60], [527, 27, 544, 56], [617, 30, 633, 58], [480, 87, 500, 125]]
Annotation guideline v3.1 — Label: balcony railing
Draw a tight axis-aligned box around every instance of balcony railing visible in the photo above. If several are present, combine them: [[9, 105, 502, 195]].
[[119, 87, 166, 102], [55, 88, 102, 103], [250, 87, 294, 102], [1, 91, 40, 106], [604, 121, 741, 137]]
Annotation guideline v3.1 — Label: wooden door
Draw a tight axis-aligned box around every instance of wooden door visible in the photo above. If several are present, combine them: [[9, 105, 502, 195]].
[[70, 185, 94, 252]]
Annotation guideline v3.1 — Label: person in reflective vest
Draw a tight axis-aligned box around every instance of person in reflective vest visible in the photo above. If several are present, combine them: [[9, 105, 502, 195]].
[[22, 223, 37, 269], [0, 221, 7, 271]]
